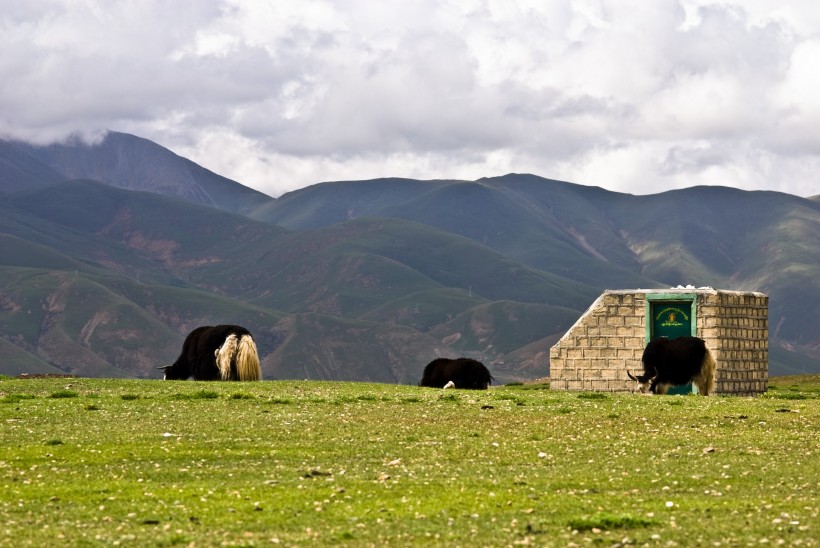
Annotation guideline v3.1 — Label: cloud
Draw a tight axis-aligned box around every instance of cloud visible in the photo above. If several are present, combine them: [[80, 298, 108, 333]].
[[1, 0, 819, 197]]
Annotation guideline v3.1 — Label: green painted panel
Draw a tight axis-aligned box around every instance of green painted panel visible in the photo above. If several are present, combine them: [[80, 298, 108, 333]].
[[651, 302, 693, 340]]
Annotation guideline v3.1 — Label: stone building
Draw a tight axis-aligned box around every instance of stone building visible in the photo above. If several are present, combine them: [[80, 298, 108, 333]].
[[549, 288, 768, 396]]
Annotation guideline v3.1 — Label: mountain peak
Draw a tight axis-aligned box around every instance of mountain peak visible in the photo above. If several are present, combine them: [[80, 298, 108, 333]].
[[1, 131, 274, 215]]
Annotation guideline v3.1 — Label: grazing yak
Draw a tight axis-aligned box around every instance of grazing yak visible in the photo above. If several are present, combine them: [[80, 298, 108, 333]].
[[628, 336, 716, 395], [419, 358, 493, 390], [160, 325, 262, 381]]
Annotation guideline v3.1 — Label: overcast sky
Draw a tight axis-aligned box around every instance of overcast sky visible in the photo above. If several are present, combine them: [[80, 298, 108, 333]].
[[2, 1, 819, 198]]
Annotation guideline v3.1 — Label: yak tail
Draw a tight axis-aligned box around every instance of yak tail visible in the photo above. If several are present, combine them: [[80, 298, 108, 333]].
[[216, 334, 238, 380], [694, 347, 717, 396], [235, 334, 262, 381], [216, 334, 262, 381]]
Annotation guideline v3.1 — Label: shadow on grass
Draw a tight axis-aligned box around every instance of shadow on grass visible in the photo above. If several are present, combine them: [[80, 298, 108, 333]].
[[568, 513, 655, 531]]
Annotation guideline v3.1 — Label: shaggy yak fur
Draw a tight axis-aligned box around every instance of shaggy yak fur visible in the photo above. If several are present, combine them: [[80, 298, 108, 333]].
[[161, 325, 261, 381], [628, 336, 716, 395], [419, 358, 494, 390]]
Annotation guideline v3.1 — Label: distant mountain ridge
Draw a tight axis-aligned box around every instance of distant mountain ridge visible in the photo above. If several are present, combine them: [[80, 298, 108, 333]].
[[2, 131, 274, 215], [1, 132, 818, 381]]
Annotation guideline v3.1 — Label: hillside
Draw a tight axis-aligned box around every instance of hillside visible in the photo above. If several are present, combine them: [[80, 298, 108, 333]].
[[1, 133, 819, 379], [2, 132, 275, 215], [0, 140, 66, 192], [2, 180, 598, 381]]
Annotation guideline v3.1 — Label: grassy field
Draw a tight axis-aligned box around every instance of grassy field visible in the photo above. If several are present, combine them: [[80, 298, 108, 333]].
[[1, 376, 818, 547]]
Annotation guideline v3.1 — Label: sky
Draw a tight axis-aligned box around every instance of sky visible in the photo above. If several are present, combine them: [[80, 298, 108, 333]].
[[2, 1, 819, 198]]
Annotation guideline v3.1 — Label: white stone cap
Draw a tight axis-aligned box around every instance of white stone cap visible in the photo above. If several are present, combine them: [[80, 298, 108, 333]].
[[601, 288, 768, 298]]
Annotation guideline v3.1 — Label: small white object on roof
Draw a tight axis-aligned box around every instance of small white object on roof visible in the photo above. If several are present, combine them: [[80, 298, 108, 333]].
[[671, 285, 714, 290]]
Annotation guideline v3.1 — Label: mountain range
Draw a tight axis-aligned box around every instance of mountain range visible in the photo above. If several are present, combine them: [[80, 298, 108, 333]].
[[1, 131, 818, 382]]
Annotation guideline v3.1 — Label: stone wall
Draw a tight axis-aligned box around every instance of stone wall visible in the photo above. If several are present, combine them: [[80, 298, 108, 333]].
[[549, 289, 768, 395], [698, 291, 769, 395]]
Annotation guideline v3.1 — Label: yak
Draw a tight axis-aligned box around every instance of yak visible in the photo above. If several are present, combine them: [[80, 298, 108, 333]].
[[160, 325, 262, 381], [628, 336, 716, 395], [419, 358, 493, 390]]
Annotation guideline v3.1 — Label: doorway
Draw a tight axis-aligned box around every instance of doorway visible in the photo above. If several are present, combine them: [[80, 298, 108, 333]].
[[646, 294, 698, 394]]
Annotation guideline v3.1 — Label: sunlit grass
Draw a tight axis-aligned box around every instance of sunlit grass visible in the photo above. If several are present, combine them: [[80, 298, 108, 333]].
[[0, 376, 817, 545]]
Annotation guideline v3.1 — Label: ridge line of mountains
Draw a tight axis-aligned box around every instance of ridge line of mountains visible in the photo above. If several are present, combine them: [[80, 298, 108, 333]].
[[1, 130, 819, 381]]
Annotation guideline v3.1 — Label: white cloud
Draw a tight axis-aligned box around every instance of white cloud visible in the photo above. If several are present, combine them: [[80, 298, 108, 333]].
[[1, 0, 819, 197]]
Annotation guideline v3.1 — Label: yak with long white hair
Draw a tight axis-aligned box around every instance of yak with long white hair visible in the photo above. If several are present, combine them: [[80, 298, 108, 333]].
[[160, 325, 261, 381]]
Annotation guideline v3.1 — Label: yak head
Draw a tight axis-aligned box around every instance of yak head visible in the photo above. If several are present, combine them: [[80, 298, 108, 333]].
[[158, 364, 186, 380], [627, 369, 656, 394]]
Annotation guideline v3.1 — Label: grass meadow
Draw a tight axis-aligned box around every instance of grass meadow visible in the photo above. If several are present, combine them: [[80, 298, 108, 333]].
[[1, 376, 818, 546]]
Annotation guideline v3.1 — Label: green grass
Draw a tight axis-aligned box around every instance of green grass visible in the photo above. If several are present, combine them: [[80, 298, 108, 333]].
[[0, 376, 818, 546]]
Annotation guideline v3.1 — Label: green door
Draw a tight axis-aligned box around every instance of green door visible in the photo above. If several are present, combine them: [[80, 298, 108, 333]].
[[650, 301, 696, 394]]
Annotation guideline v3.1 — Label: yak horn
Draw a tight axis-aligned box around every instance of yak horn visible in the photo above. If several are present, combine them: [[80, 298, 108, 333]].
[[627, 371, 638, 381]]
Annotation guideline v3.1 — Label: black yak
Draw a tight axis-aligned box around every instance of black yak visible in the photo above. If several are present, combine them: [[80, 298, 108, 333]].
[[628, 336, 716, 395], [419, 358, 493, 390], [160, 325, 262, 381]]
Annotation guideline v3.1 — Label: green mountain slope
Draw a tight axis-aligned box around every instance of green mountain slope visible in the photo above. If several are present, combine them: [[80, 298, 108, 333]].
[[3, 132, 275, 215], [2, 180, 599, 381], [0, 265, 287, 378], [2, 133, 818, 379], [249, 177, 452, 228], [0, 140, 66, 193], [259, 174, 820, 373]]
